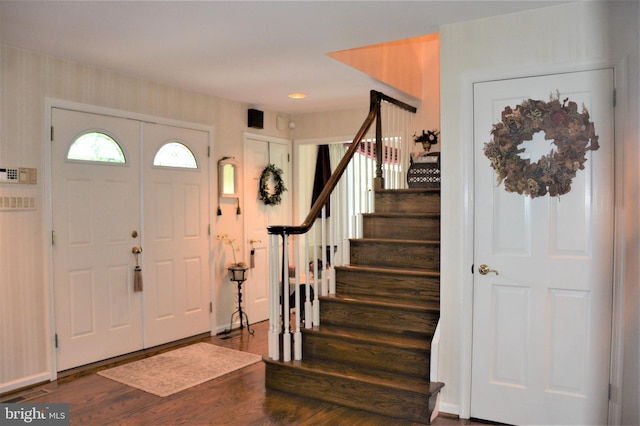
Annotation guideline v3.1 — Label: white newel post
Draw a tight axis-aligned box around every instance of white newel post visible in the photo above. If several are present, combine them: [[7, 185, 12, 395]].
[[268, 234, 280, 360]]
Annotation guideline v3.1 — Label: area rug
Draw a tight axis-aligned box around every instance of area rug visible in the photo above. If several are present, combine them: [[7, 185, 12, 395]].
[[97, 343, 262, 397]]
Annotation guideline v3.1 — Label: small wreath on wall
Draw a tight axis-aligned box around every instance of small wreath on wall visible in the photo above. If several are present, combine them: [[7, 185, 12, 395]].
[[483, 94, 599, 198], [259, 163, 287, 206]]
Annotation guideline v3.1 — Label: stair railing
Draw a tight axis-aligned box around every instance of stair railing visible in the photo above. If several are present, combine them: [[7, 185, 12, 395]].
[[267, 90, 416, 361]]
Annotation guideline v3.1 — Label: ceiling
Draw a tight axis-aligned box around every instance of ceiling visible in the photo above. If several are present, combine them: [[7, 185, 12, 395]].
[[0, 1, 567, 114]]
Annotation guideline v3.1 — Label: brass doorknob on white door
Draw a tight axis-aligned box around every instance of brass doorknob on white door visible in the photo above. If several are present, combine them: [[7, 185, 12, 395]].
[[478, 264, 499, 275]]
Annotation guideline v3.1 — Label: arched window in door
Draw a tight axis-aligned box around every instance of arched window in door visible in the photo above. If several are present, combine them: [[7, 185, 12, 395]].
[[153, 141, 198, 169], [67, 132, 126, 163]]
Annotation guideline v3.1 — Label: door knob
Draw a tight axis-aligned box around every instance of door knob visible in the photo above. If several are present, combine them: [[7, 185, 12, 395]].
[[478, 264, 499, 275]]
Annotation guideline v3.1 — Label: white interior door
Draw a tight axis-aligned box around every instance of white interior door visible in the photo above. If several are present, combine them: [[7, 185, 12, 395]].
[[142, 123, 211, 347], [52, 108, 143, 371], [243, 136, 291, 325], [471, 69, 614, 425]]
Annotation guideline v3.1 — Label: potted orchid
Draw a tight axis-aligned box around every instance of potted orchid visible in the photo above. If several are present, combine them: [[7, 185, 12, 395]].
[[216, 234, 248, 281]]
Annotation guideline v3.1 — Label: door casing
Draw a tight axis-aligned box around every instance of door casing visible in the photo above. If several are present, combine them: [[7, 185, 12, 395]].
[[455, 61, 627, 423], [470, 69, 613, 424], [242, 133, 292, 327]]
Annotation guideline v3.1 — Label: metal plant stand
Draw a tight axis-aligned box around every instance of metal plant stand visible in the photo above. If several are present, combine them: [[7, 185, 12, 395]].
[[225, 266, 253, 335]]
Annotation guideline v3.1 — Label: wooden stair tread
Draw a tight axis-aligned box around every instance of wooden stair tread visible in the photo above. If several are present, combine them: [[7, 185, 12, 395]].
[[350, 237, 440, 245], [264, 356, 444, 395], [375, 188, 440, 195], [321, 294, 440, 313], [336, 264, 440, 278], [362, 212, 440, 218], [306, 324, 431, 350]]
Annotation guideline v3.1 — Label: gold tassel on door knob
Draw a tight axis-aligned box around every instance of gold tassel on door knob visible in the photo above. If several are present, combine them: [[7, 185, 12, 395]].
[[132, 246, 143, 292]]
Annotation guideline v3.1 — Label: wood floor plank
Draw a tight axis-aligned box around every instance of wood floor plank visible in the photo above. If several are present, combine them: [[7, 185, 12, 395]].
[[7, 321, 480, 425]]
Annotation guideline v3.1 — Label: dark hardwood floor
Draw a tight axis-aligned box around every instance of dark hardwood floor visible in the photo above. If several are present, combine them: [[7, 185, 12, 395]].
[[5, 321, 484, 425]]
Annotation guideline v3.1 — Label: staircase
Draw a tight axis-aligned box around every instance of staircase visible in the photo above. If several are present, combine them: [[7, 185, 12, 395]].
[[264, 188, 444, 424]]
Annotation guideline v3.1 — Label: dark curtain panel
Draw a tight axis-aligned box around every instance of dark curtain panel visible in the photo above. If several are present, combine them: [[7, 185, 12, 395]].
[[311, 144, 331, 218]]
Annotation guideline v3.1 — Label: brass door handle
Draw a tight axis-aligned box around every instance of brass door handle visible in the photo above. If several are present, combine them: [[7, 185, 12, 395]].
[[249, 239, 262, 244], [478, 264, 499, 275]]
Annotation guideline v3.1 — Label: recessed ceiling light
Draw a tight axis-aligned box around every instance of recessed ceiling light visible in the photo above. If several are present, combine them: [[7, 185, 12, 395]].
[[288, 93, 307, 99]]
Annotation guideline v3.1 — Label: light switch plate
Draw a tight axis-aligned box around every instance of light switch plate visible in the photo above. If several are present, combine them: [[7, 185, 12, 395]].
[[18, 168, 37, 184]]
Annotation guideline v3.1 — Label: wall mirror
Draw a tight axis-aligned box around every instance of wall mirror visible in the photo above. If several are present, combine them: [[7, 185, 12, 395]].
[[218, 157, 240, 198]]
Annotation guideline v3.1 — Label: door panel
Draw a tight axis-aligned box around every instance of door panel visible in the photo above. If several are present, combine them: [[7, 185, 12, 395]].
[[52, 108, 143, 371], [471, 69, 614, 425], [142, 123, 211, 347]]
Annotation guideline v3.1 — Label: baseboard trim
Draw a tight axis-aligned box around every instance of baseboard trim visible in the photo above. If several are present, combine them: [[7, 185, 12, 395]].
[[437, 402, 461, 417], [0, 373, 51, 397]]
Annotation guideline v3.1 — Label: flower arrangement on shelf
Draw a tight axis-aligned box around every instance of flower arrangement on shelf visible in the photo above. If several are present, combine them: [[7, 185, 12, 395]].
[[414, 129, 439, 152], [411, 129, 440, 163], [216, 234, 248, 280]]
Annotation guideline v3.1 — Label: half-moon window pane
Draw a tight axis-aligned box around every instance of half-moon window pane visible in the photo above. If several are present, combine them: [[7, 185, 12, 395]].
[[67, 132, 126, 163], [153, 142, 198, 169]]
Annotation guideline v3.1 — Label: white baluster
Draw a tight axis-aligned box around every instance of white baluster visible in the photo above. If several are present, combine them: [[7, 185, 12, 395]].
[[304, 233, 312, 329], [328, 204, 335, 295], [283, 235, 291, 362], [321, 206, 327, 296], [312, 225, 320, 326], [293, 235, 302, 360]]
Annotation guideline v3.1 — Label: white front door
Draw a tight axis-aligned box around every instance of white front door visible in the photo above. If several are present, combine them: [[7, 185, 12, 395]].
[[243, 136, 291, 325], [52, 108, 143, 370], [52, 108, 211, 371], [471, 69, 614, 425], [142, 123, 211, 347]]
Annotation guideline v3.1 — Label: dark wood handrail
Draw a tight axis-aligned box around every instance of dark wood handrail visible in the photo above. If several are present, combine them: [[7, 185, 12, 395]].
[[267, 90, 415, 236]]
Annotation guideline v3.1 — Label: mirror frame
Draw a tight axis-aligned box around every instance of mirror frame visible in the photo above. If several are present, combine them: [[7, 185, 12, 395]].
[[218, 157, 240, 198]]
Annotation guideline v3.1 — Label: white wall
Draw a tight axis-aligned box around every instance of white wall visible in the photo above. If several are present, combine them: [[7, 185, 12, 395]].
[[439, 1, 639, 422], [0, 45, 291, 392]]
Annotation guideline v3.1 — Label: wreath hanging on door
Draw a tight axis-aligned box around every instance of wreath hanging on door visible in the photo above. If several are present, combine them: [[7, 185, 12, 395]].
[[259, 163, 287, 205], [483, 94, 599, 198]]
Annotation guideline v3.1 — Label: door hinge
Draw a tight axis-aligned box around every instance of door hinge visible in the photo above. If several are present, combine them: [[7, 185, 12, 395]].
[[54, 333, 58, 348], [209, 302, 213, 313], [613, 88, 617, 107], [288, 153, 290, 162], [207, 146, 211, 158], [51, 230, 56, 246], [471, 264, 474, 274], [608, 383, 613, 400], [207, 224, 211, 236], [50, 126, 54, 141]]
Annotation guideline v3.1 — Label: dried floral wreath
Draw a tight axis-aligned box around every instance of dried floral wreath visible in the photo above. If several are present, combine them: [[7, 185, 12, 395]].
[[259, 163, 287, 205], [483, 95, 599, 198]]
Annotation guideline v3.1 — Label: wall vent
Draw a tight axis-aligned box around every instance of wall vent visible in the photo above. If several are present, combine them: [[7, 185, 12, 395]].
[[248, 109, 264, 129]]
